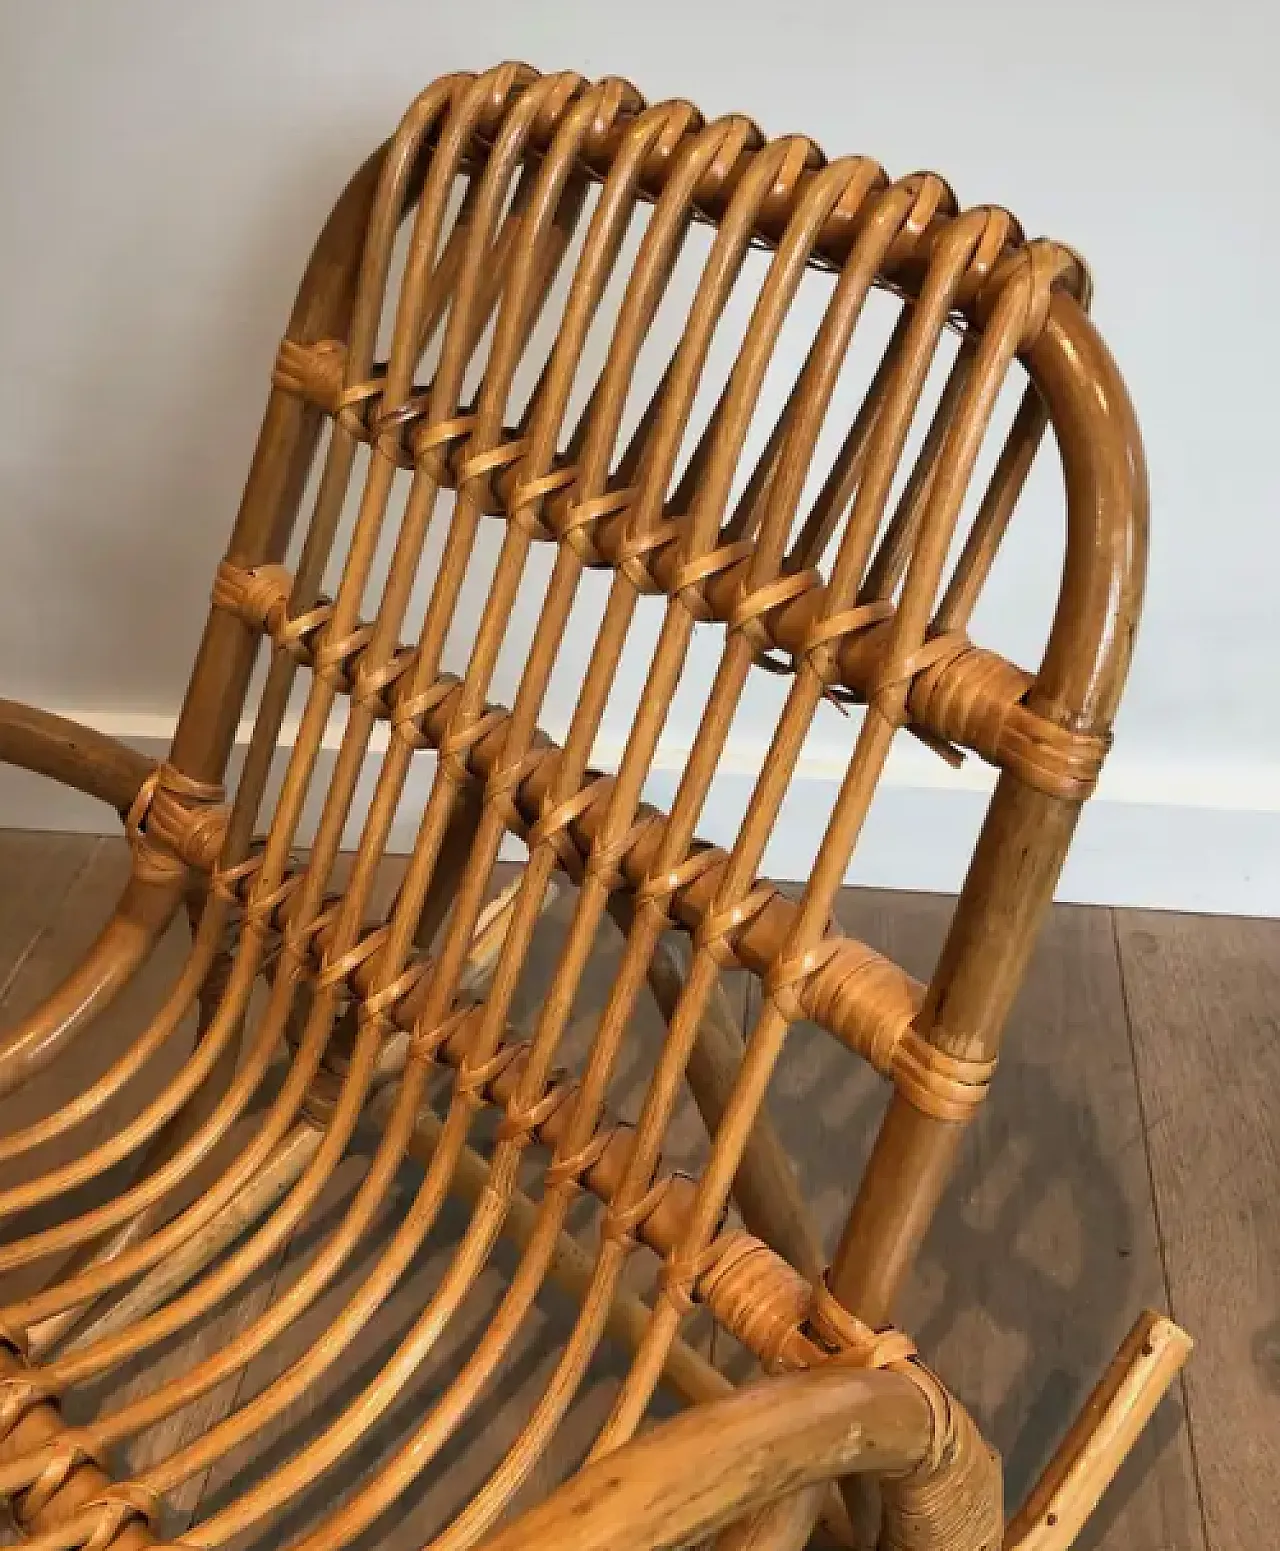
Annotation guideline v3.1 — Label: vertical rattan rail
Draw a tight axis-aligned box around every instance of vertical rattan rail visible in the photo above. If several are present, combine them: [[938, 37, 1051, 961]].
[[0, 63, 1186, 1551]]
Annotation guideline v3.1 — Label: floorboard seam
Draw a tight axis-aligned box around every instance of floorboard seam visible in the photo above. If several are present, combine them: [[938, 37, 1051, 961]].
[[1110, 905, 1213, 1551]]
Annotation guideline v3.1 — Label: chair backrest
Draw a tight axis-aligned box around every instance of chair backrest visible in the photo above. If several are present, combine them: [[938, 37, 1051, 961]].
[[153, 60, 1146, 1397]]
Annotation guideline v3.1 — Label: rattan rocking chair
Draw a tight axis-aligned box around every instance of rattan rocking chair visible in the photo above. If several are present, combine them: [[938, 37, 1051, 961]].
[[0, 63, 1189, 1551]]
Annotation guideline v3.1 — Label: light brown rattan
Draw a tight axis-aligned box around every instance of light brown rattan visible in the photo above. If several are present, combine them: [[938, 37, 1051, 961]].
[[0, 63, 1186, 1551]]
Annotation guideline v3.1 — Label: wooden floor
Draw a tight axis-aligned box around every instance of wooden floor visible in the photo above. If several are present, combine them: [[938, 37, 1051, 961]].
[[0, 830, 1276, 1550]]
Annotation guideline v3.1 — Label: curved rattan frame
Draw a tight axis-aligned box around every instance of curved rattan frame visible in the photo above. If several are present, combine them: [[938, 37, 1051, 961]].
[[0, 63, 1183, 1551]]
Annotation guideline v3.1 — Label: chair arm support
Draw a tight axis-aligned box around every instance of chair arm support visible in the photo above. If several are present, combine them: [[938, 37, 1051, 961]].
[[0, 699, 183, 1099], [0, 697, 155, 816], [476, 1364, 1000, 1551]]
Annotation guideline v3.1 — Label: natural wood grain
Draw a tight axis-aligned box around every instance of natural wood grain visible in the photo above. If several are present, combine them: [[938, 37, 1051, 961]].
[[60, 1085, 298, 1540], [0, 701, 151, 815], [474, 1366, 940, 1551], [1115, 909, 1280, 1551], [744, 884, 949, 1266]]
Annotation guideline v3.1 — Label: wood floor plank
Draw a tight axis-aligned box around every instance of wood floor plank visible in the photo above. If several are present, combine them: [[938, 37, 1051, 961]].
[[1115, 909, 1280, 1551], [0, 830, 98, 1006], [754, 888, 1206, 1550]]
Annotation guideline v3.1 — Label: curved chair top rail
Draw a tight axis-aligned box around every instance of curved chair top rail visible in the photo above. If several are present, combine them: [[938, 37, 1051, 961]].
[[276, 63, 1147, 737]]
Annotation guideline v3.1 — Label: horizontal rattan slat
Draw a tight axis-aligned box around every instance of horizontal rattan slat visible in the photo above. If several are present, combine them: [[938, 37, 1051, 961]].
[[130, 741, 935, 1094], [216, 456, 1105, 803]]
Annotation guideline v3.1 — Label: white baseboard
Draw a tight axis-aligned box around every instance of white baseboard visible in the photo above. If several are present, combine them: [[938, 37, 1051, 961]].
[[2, 710, 1276, 918]]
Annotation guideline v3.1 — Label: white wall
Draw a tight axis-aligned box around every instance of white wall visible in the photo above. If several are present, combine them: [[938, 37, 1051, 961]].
[[1, 0, 1276, 913]]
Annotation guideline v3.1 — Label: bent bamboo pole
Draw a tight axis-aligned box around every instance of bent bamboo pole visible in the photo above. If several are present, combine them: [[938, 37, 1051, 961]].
[[0, 702, 152, 816], [472, 1366, 933, 1551]]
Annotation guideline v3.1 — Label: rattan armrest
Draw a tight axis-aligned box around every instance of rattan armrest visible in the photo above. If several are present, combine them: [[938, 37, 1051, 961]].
[[0, 700, 182, 1098], [475, 1363, 997, 1551], [0, 698, 155, 818]]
